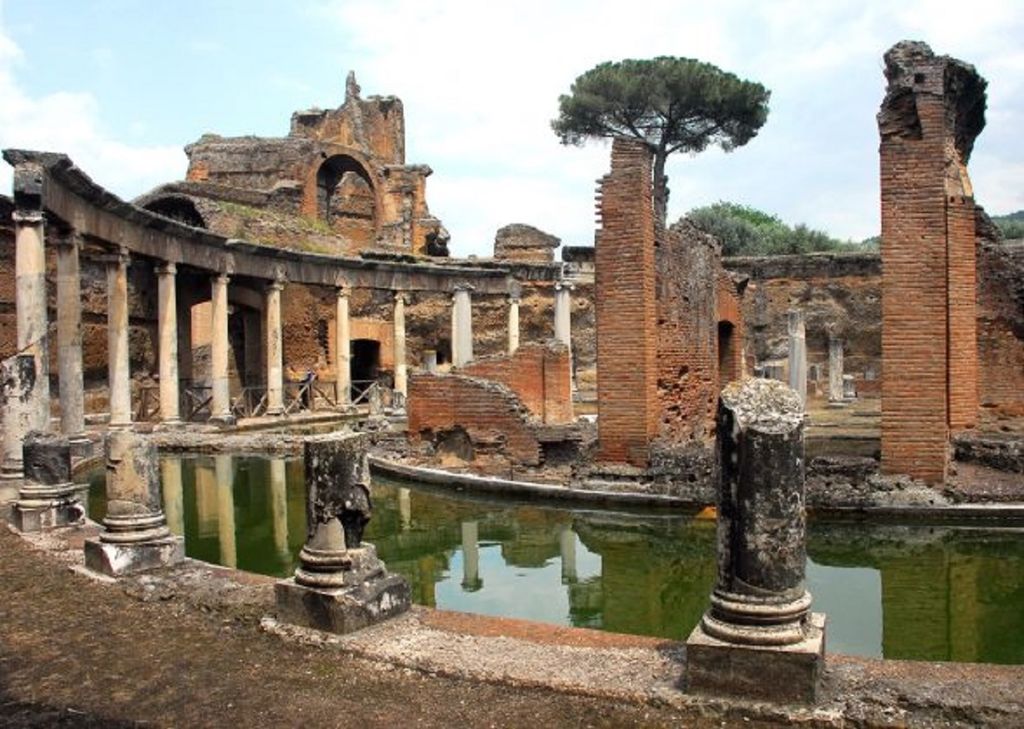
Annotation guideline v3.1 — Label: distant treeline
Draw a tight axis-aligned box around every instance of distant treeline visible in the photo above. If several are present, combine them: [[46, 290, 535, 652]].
[[684, 202, 874, 257], [991, 211, 1024, 239], [685, 204, 1024, 257]]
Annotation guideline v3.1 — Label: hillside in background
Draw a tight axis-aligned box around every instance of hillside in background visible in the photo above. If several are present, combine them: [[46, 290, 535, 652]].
[[991, 211, 1024, 239]]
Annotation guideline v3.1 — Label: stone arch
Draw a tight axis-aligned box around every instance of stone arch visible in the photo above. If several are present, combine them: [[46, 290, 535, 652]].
[[141, 195, 206, 229], [315, 154, 376, 243]]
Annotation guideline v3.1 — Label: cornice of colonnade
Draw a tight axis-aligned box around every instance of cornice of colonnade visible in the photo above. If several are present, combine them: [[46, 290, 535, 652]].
[[1, 149, 564, 295]]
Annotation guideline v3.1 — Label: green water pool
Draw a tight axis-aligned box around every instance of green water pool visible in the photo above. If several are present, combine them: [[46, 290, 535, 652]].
[[85, 454, 1024, 664]]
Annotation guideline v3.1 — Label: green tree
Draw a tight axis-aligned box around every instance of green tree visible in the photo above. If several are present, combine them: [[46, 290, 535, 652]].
[[552, 57, 770, 224], [686, 201, 865, 257]]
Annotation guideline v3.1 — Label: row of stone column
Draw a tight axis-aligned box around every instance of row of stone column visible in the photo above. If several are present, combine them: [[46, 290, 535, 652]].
[[785, 309, 854, 409]]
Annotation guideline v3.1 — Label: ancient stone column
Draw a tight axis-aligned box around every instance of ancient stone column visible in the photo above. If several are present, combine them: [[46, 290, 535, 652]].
[[451, 284, 474, 367], [265, 279, 285, 416], [107, 248, 132, 429], [787, 309, 807, 408], [393, 292, 407, 398], [422, 350, 438, 374], [1, 355, 38, 480], [161, 456, 184, 536], [215, 454, 236, 568], [84, 430, 185, 576], [12, 432, 85, 532], [270, 457, 289, 557], [507, 294, 520, 354], [156, 262, 182, 425], [559, 524, 577, 584], [56, 232, 86, 444], [686, 378, 825, 703], [554, 280, 573, 346], [828, 336, 845, 404], [210, 273, 233, 424], [461, 520, 482, 591], [334, 286, 351, 408], [275, 432, 411, 634]]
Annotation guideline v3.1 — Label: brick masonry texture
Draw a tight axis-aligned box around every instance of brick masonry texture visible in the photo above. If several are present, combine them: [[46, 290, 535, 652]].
[[461, 341, 572, 425], [406, 372, 541, 465], [878, 41, 986, 483], [595, 140, 659, 465]]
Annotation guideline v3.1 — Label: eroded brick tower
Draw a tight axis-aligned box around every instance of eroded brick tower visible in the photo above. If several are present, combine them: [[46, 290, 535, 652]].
[[878, 41, 986, 483]]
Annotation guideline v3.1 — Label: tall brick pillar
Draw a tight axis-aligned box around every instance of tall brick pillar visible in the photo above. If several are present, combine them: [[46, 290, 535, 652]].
[[878, 41, 986, 484], [595, 139, 658, 465]]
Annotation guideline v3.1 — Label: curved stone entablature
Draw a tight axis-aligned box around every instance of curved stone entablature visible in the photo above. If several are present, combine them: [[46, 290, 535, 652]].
[[3, 149, 510, 294], [172, 74, 445, 257]]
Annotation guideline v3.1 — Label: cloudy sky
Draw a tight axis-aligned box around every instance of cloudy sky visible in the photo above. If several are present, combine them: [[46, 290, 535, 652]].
[[1, 1, 1021, 256]]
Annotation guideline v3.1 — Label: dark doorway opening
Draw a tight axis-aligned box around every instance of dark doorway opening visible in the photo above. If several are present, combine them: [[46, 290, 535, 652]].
[[718, 321, 738, 389], [351, 338, 381, 400]]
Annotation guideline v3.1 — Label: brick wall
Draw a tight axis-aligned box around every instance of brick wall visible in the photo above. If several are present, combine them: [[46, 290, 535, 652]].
[[878, 43, 984, 484], [595, 139, 659, 465], [406, 372, 542, 465], [460, 341, 572, 424], [717, 269, 746, 387], [655, 221, 718, 444]]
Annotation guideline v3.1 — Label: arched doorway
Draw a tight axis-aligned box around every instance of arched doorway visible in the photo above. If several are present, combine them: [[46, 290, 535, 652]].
[[316, 155, 375, 244]]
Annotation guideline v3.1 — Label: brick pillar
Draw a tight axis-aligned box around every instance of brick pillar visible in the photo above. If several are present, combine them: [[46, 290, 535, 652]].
[[878, 41, 985, 484], [595, 139, 658, 465]]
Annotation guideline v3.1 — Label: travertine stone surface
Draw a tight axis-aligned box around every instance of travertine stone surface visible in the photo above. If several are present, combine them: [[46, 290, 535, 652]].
[[56, 233, 85, 438], [1, 355, 37, 479], [787, 309, 807, 408], [156, 262, 181, 424], [106, 249, 131, 429]]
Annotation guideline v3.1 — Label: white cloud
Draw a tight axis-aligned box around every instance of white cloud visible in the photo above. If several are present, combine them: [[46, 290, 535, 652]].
[[0, 24, 184, 203], [315, 0, 1023, 255]]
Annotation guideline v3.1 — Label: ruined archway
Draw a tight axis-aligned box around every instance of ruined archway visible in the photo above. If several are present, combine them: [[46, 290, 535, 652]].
[[141, 196, 206, 229], [316, 155, 375, 244]]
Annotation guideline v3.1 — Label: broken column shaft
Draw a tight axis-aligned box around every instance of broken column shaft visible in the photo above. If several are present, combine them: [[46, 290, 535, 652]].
[[275, 432, 410, 634], [787, 309, 807, 408], [84, 430, 184, 576], [12, 431, 85, 532], [686, 377, 825, 703]]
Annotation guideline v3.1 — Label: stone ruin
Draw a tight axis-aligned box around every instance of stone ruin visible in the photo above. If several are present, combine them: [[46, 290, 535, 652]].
[[136, 72, 447, 257], [493, 223, 561, 263], [593, 137, 746, 484], [275, 432, 410, 633]]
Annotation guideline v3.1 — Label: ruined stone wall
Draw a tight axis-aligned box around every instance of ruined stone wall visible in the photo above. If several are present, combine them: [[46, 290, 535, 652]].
[[460, 341, 572, 424], [655, 221, 719, 445], [716, 269, 745, 388], [725, 253, 883, 396], [494, 224, 560, 263], [977, 236, 1024, 418], [406, 372, 542, 465], [878, 41, 986, 483], [594, 139, 659, 466]]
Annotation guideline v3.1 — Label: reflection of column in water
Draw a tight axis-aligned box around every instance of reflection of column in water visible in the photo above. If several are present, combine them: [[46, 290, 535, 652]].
[[269, 458, 289, 557], [194, 460, 218, 537], [398, 487, 411, 531], [461, 520, 482, 591], [560, 523, 577, 584], [215, 454, 236, 568], [161, 457, 185, 536]]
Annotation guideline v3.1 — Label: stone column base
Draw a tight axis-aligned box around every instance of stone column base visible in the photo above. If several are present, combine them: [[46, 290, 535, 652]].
[[275, 572, 411, 635], [12, 496, 85, 532], [685, 613, 826, 703], [83, 536, 185, 577]]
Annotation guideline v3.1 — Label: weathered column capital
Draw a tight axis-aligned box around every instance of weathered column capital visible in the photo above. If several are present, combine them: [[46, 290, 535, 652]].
[[55, 229, 83, 250], [453, 282, 475, 293], [508, 294, 521, 305], [156, 261, 177, 276], [214, 272, 231, 286], [267, 278, 285, 293], [12, 210, 44, 225], [393, 291, 408, 305], [555, 279, 575, 292], [336, 285, 350, 299]]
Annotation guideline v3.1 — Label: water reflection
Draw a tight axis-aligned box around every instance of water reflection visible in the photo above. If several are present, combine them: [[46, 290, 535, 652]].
[[85, 454, 1024, 664]]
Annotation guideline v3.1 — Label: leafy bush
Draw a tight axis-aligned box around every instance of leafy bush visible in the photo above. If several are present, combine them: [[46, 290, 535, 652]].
[[685, 202, 867, 257]]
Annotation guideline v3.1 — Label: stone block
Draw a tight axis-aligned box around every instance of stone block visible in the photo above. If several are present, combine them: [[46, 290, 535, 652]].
[[686, 613, 826, 703], [275, 571, 411, 634], [83, 536, 185, 577]]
